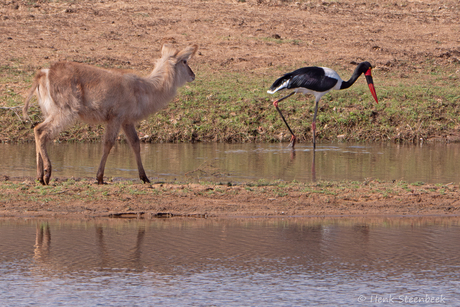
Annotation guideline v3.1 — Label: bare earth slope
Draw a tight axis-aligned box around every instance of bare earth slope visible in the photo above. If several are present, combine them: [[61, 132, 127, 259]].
[[1, 0, 459, 81]]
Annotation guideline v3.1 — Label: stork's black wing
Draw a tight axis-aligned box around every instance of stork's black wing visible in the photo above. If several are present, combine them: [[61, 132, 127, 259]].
[[285, 67, 338, 92]]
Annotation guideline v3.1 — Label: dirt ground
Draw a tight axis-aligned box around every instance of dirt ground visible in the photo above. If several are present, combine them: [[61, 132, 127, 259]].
[[1, 0, 459, 81], [1, 0, 460, 218]]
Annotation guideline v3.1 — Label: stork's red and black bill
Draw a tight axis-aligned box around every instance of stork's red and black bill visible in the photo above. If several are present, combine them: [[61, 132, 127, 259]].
[[364, 68, 379, 104]]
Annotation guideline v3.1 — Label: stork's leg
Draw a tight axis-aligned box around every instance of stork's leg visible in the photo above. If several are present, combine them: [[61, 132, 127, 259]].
[[275, 105, 296, 148], [312, 98, 320, 150], [272, 92, 295, 107], [273, 92, 296, 148]]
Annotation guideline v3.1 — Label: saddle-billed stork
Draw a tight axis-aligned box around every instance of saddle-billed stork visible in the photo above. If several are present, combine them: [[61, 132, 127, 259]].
[[267, 61, 379, 149]]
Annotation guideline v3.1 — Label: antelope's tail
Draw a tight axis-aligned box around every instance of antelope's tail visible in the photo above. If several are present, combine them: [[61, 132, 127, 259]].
[[23, 72, 43, 122]]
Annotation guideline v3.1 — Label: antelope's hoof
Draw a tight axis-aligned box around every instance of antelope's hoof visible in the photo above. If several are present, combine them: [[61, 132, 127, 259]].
[[43, 174, 51, 185], [139, 172, 150, 184], [96, 176, 106, 185]]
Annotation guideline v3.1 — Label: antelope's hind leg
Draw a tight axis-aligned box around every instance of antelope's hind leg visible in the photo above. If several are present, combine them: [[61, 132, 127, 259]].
[[33, 112, 75, 185], [34, 133, 45, 185], [33, 121, 54, 185]]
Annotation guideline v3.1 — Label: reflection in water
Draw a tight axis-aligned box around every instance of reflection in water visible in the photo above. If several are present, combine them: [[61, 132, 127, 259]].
[[34, 223, 51, 264], [96, 225, 108, 268], [1, 217, 460, 306], [2, 142, 460, 183], [312, 149, 316, 181], [290, 147, 316, 181], [95, 225, 146, 270]]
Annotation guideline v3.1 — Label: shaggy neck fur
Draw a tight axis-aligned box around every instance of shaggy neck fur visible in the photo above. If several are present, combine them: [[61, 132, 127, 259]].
[[148, 56, 177, 95]]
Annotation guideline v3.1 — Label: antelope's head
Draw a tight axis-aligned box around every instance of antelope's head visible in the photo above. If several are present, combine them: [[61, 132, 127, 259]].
[[161, 44, 198, 87]]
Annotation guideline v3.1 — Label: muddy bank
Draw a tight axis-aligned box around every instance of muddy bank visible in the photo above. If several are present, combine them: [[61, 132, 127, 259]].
[[1, 177, 459, 218]]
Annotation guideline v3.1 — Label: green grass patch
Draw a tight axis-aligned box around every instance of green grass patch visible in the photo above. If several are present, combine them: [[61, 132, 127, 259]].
[[1, 62, 460, 144]]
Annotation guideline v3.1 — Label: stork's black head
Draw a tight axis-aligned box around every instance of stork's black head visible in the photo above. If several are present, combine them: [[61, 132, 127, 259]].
[[356, 62, 379, 104], [357, 61, 373, 74]]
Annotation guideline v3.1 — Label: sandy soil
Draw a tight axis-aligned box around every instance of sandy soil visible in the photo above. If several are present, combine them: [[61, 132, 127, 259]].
[[1, 0, 460, 218]]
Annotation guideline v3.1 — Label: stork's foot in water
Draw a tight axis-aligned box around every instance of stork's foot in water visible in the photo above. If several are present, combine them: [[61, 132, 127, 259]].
[[288, 135, 296, 148]]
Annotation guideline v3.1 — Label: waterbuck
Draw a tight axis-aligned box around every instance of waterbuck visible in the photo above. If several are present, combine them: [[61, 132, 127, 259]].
[[23, 44, 198, 185]]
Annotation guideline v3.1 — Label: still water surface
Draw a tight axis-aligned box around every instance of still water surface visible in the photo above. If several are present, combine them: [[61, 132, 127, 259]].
[[2, 143, 460, 305], [1, 218, 459, 306], [2, 142, 460, 183]]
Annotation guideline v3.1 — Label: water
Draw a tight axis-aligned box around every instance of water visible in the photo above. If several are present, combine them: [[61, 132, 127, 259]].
[[2, 143, 460, 306], [1, 217, 459, 306], [2, 142, 460, 183]]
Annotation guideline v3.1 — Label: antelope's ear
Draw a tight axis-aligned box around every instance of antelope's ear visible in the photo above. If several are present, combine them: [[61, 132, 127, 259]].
[[176, 45, 198, 62], [161, 44, 178, 58]]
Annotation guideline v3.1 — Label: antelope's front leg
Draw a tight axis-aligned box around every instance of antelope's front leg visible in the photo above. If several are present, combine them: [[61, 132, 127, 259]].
[[97, 121, 121, 184], [122, 123, 150, 184]]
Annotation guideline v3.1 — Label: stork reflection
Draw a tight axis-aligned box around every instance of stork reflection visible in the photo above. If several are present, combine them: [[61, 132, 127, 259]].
[[287, 147, 316, 182]]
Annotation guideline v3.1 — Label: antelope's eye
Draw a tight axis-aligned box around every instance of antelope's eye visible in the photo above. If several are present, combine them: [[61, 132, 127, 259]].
[[183, 60, 187, 65]]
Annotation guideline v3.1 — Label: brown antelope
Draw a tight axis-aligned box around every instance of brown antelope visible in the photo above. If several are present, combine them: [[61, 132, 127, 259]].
[[23, 44, 198, 185]]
